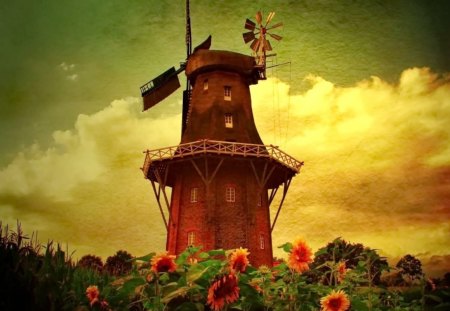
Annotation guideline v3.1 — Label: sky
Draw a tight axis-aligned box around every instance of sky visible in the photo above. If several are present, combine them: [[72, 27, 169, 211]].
[[0, 0, 449, 277]]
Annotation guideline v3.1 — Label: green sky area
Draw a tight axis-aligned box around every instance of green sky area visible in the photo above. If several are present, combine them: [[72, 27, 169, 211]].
[[0, 0, 449, 167]]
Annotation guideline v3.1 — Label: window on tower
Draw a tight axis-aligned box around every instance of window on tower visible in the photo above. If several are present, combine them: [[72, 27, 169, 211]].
[[224, 86, 231, 101], [187, 231, 196, 246], [190, 187, 198, 203], [224, 114, 233, 128], [203, 79, 208, 91], [260, 234, 265, 249], [257, 194, 262, 206], [225, 186, 236, 202]]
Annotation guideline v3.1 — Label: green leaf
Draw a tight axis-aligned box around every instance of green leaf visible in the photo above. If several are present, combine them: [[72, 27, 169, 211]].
[[198, 252, 210, 259], [350, 297, 369, 311], [208, 249, 225, 257], [314, 247, 329, 257], [278, 242, 293, 253], [162, 286, 191, 304], [187, 266, 210, 283], [133, 252, 155, 262]]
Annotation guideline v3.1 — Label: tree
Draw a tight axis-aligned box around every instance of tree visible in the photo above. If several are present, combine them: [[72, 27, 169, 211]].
[[104, 250, 133, 276], [310, 237, 389, 285], [77, 254, 103, 272], [396, 254, 423, 282]]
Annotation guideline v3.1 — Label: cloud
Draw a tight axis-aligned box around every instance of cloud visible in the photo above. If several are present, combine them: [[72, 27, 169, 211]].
[[250, 68, 450, 260], [58, 62, 79, 81], [66, 74, 78, 81], [0, 98, 180, 258], [0, 68, 449, 267], [59, 62, 75, 71]]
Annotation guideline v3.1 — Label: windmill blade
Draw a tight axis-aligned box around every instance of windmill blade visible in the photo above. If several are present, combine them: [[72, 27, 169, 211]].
[[256, 11, 263, 26], [250, 37, 261, 52], [267, 22, 283, 31], [263, 38, 273, 51], [243, 31, 256, 44], [245, 18, 256, 31], [268, 32, 282, 41], [265, 12, 275, 26]]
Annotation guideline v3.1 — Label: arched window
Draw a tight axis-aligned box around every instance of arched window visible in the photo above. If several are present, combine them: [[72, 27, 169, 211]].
[[225, 114, 233, 128], [190, 187, 198, 203], [187, 231, 196, 246], [224, 86, 231, 100], [259, 234, 265, 249], [225, 186, 236, 202]]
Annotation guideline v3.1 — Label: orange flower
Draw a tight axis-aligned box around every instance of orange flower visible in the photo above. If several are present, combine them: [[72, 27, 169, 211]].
[[320, 290, 351, 311], [207, 273, 240, 311], [287, 238, 313, 273], [337, 261, 347, 283], [229, 247, 250, 273], [151, 252, 177, 273], [86, 285, 99, 305]]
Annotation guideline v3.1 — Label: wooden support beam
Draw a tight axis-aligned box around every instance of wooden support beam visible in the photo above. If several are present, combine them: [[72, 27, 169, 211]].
[[153, 167, 173, 224], [268, 187, 278, 208], [149, 179, 168, 231], [270, 177, 292, 232], [190, 157, 224, 223]]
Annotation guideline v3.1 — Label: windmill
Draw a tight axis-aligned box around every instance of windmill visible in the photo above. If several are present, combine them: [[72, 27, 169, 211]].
[[140, 2, 302, 267], [243, 11, 283, 78]]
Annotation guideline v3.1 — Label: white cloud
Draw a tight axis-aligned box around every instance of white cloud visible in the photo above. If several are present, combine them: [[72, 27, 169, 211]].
[[0, 68, 449, 263]]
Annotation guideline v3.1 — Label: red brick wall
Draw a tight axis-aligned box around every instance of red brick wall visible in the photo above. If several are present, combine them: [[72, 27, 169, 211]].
[[167, 159, 273, 267]]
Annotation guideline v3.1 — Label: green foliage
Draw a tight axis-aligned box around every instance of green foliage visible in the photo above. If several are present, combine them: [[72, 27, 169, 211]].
[[396, 254, 423, 282], [78, 254, 104, 273], [310, 237, 389, 286], [2, 222, 450, 311], [105, 250, 133, 276]]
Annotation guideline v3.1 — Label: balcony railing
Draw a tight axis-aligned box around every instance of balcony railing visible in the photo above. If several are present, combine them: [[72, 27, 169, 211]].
[[143, 139, 303, 175]]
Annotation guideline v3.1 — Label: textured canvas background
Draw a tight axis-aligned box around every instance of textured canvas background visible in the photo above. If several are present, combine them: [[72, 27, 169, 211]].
[[0, 0, 449, 277]]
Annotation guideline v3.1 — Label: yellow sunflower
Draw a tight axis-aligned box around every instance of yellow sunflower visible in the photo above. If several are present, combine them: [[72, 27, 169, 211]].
[[229, 247, 250, 273], [320, 289, 351, 311], [207, 273, 240, 310], [151, 252, 177, 273], [287, 238, 313, 273]]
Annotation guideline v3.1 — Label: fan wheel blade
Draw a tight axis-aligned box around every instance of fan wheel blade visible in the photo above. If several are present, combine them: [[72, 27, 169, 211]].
[[243, 31, 256, 44], [267, 22, 283, 31], [265, 12, 275, 26], [250, 37, 261, 52], [256, 11, 263, 25], [263, 38, 272, 51], [268, 32, 282, 41], [244, 18, 256, 31]]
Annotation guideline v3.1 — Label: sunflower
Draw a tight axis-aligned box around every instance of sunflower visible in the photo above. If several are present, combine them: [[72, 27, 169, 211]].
[[86, 285, 99, 306], [320, 290, 351, 311], [207, 273, 240, 310], [337, 261, 347, 283], [151, 252, 177, 273], [287, 238, 313, 273], [229, 247, 250, 273]]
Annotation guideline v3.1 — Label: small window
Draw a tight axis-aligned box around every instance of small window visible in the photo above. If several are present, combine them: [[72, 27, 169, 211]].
[[225, 186, 235, 202], [225, 114, 233, 128], [224, 86, 231, 101], [188, 231, 196, 246], [190, 187, 198, 203], [260, 234, 265, 249], [257, 194, 262, 206], [203, 79, 208, 91]]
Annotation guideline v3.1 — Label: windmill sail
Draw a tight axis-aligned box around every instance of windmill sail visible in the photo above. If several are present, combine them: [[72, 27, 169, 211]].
[[140, 67, 181, 111]]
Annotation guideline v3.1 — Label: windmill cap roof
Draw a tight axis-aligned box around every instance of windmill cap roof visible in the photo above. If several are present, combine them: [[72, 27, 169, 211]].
[[186, 50, 259, 82]]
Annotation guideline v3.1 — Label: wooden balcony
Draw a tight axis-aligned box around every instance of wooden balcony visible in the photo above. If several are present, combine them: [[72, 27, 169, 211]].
[[142, 139, 303, 180]]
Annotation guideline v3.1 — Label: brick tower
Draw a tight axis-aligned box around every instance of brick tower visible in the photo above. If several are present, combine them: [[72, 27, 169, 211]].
[[140, 3, 302, 267]]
